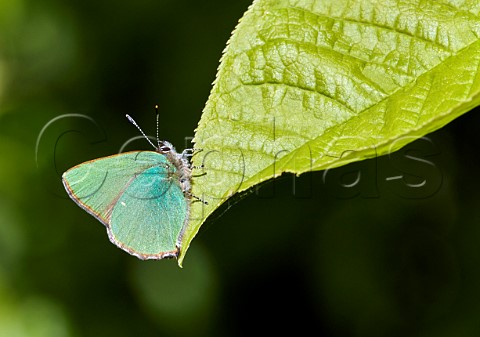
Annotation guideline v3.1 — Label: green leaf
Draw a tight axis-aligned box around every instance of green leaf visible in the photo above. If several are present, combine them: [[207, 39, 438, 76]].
[[178, 0, 480, 265]]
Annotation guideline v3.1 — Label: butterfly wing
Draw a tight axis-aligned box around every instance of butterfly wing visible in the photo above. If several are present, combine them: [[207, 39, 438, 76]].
[[62, 151, 188, 259]]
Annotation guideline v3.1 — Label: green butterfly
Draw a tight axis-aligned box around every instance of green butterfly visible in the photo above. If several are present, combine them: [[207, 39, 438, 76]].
[[62, 113, 194, 259]]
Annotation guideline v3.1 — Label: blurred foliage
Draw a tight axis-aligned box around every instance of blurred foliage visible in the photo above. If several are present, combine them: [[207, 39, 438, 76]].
[[1, 0, 480, 336]]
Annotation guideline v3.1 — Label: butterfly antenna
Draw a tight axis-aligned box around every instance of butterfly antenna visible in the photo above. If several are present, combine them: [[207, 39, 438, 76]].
[[155, 105, 161, 149], [126, 114, 157, 149]]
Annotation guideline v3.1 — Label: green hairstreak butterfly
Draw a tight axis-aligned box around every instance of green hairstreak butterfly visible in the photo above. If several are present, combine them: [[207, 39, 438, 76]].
[[62, 110, 195, 259]]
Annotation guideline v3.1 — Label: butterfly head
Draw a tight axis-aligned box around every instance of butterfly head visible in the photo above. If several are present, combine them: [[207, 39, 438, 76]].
[[157, 141, 175, 154]]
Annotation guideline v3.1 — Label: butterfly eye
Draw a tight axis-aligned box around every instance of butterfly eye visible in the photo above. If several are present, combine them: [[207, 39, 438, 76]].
[[159, 146, 171, 152]]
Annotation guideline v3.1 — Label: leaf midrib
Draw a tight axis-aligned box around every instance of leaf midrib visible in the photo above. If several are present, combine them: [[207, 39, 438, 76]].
[[232, 38, 480, 192]]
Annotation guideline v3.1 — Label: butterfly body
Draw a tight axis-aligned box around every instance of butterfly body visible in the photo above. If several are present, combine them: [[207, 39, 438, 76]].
[[62, 144, 191, 260]]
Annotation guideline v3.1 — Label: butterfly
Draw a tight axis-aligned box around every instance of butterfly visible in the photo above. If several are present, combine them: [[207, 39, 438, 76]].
[[62, 109, 196, 259]]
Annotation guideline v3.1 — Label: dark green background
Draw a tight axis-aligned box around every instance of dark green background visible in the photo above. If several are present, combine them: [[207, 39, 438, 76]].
[[1, 1, 480, 336]]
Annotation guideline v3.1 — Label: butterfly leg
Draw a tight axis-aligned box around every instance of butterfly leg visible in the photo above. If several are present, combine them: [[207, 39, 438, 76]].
[[192, 164, 205, 171], [181, 148, 203, 158], [185, 191, 208, 205]]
